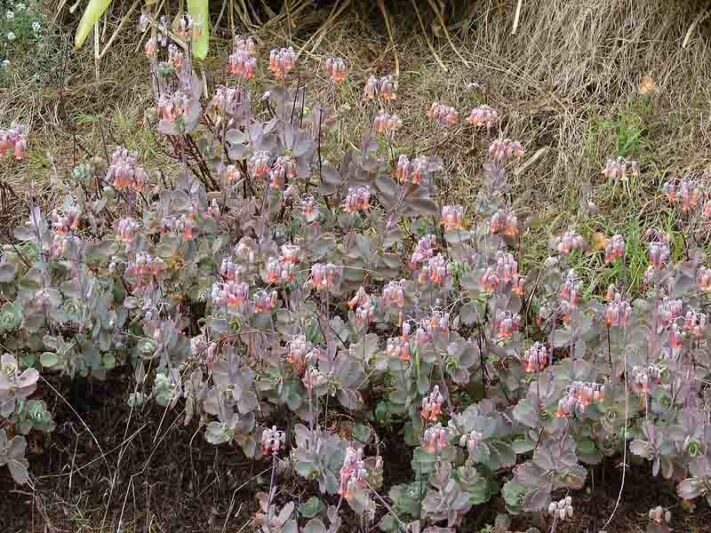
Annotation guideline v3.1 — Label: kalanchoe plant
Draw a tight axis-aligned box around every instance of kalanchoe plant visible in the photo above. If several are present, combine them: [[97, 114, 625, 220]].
[[0, 14, 709, 531]]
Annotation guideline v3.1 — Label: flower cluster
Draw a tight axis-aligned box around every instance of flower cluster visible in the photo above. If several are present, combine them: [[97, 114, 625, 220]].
[[421, 386, 444, 421], [601, 156, 639, 181], [261, 426, 286, 456], [488, 139, 524, 162], [548, 496, 573, 521], [395, 155, 430, 185], [494, 310, 521, 339], [523, 342, 550, 373], [553, 230, 586, 255], [107, 147, 147, 192], [466, 105, 498, 129], [480, 253, 524, 297], [117, 217, 140, 244], [418, 254, 449, 286], [648, 506, 671, 525], [372, 111, 401, 134], [604, 289, 632, 327], [307, 263, 341, 290], [363, 75, 396, 100], [604, 234, 625, 263], [489, 209, 519, 237], [427, 102, 458, 127], [663, 178, 703, 212], [556, 382, 605, 417], [343, 185, 370, 213], [422, 423, 449, 452], [325, 56, 346, 83], [268, 46, 297, 79], [338, 447, 367, 499], [440, 205, 464, 231], [630, 365, 663, 395], [263, 256, 296, 284], [126, 252, 166, 285], [0, 127, 27, 160], [227, 35, 256, 79]]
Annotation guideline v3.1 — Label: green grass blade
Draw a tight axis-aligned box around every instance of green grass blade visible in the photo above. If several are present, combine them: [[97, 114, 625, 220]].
[[188, 0, 209, 59], [74, 0, 112, 49]]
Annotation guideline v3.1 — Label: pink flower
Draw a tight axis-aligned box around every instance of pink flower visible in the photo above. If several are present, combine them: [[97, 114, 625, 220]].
[[263, 256, 295, 284], [307, 263, 341, 290], [410, 156, 431, 185], [630, 365, 662, 395], [342, 186, 371, 213], [490, 209, 519, 237], [107, 147, 147, 192], [0, 127, 28, 160], [144, 37, 157, 58], [663, 178, 702, 212], [219, 257, 241, 281], [373, 111, 401, 134], [221, 164, 241, 183], [363, 75, 396, 100], [326, 56, 347, 83], [422, 424, 449, 452], [175, 14, 196, 40], [268, 47, 297, 80], [409, 234, 436, 269], [647, 241, 670, 269], [127, 253, 165, 285], [338, 447, 367, 499], [211, 280, 249, 310], [440, 205, 464, 231], [382, 280, 405, 309], [261, 426, 285, 456], [233, 35, 256, 56], [395, 155, 410, 183], [556, 382, 604, 417], [494, 310, 520, 339], [348, 287, 374, 325], [697, 266, 711, 292], [116, 217, 139, 244], [466, 105, 497, 129], [280, 244, 301, 264], [379, 75, 397, 100], [210, 86, 248, 116], [523, 342, 550, 373], [427, 102, 458, 127], [51, 205, 80, 234], [421, 386, 444, 421], [249, 151, 272, 178], [418, 254, 448, 286], [167, 44, 184, 70], [602, 157, 638, 182], [554, 230, 586, 255], [683, 310, 706, 339], [300, 194, 319, 223], [488, 139, 524, 162], [156, 91, 194, 130], [656, 297, 683, 330], [604, 290, 631, 327], [386, 328, 411, 361], [604, 234, 625, 263]]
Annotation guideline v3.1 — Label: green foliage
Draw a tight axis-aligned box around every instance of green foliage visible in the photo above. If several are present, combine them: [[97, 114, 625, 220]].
[[0, 21, 709, 531]]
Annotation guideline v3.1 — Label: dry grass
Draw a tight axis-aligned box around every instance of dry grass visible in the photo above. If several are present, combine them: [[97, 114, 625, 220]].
[[1, 0, 711, 530]]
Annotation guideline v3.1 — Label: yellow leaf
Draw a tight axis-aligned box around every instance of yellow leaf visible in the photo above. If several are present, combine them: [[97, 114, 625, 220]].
[[187, 0, 209, 60], [74, 0, 112, 49], [591, 232, 609, 251], [639, 75, 655, 95]]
